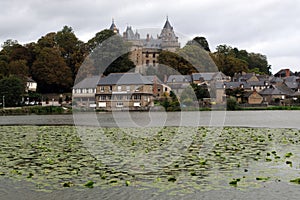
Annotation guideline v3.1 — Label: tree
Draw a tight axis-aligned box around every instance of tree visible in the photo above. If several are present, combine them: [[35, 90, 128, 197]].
[[32, 47, 73, 93], [87, 29, 115, 52], [187, 36, 211, 52], [212, 45, 249, 77], [178, 43, 217, 72], [0, 76, 24, 107], [158, 50, 196, 75], [8, 59, 29, 79], [191, 83, 210, 100], [55, 26, 86, 80], [88, 31, 134, 76], [103, 53, 135, 75]]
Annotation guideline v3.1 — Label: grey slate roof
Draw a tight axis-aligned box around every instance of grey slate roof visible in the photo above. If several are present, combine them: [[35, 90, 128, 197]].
[[167, 75, 192, 83], [98, 73, 152, 85], [192, 72, 228, 82], [192, 73, 215, 81], [259, 83, 294, 96], [144, 76, 164, 84], [247, 81, 266, 87], [270, 76, 284, 83], [142, 38, 162, 49], [163, 18, 172, 29], [73, 76, 100, 89], [224, 82, 251, 89]]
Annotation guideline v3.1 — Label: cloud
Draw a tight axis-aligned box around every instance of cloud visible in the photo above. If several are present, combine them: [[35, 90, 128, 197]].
[[0, 0, 299, 73]]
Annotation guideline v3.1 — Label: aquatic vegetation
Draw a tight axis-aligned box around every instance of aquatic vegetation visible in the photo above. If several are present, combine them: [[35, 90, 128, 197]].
[[256, 177, 270, 181], [84, 181, 94, 188], [290, 178, 300, 184], [0, 125, 300, 195]]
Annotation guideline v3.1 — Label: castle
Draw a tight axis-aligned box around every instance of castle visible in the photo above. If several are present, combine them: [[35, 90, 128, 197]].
[[109, 18, 180, 73]]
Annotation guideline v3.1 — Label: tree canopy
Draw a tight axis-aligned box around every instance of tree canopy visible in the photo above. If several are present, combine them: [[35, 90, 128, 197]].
[[0, 76, 24, 107], [0, 29, 272, 95]]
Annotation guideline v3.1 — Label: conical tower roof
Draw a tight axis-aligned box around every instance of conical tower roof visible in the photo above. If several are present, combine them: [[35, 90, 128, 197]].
[[109, 18, 119, 34], [163, 17, 173, 29]]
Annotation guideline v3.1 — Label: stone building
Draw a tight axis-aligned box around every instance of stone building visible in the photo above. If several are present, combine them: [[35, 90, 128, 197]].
[[109, 17, 180, 73], [96, 73, 154, 111]]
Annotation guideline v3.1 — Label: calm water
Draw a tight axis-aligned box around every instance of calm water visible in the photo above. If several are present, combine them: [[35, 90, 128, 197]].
[[1, 111, 300, 200], [1, 111, 300, 129]]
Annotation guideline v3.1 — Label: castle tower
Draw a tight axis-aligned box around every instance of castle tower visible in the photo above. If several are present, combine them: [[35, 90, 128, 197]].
[[109, 18, 119, 34], [158, 17, 180, 51]]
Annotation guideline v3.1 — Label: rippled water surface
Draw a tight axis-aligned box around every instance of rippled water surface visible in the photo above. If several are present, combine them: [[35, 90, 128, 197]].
[[1, 111, 300, 199]]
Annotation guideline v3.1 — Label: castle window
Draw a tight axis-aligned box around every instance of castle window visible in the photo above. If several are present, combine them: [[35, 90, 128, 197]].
[[146, 60, 149, 66], [153, 60, 156, 66], [146, 52, 149, 58], [153, 53, 156, 58]]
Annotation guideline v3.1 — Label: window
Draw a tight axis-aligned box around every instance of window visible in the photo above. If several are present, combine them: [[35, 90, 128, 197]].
[[135, 85, 140, 91], [82, 89, 87, 93], [133, 95, 141, 100], [99, 95, 106, 100], [115, 95, 122, 100], [109, 86, 112, 92], [117, 86, 122, 92], [126, 86, 130, 91], [146, 51, 149, 58], [153, 53, 155, 58], [153, 60, 156, 66], [100, 86, 104, 92], [146, 60, 149, 66], [116, 102, 123, 107]]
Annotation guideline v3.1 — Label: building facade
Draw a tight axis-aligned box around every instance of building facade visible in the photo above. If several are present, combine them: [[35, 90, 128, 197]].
[[109, 18, 180, 74], [72, 76, 100, 108], [96, 73, 154, 111]]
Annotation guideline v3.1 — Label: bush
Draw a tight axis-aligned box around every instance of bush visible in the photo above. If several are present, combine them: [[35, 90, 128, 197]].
[[227, 97, 240, 111]]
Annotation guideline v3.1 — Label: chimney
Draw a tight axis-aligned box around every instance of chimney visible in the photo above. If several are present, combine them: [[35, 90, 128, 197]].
[[286, 69, 291, 77]]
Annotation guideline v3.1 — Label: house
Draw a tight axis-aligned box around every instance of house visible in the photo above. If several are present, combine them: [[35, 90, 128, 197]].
[[259, 83, 295, 104], [247, 81, 269, 92], [144, 75, 171, 98], [72, 76, 100, 108], [192, 72, 230, 85], [166, 75, 192, 94], [244, 90, 263, 104], [284, 76, 299, 91], [96, 73, 154, 111], [233, 72, 259, 82], [26, 77, 37, 92], [224, 81, 252, 91], [275, 69, 293, 78]]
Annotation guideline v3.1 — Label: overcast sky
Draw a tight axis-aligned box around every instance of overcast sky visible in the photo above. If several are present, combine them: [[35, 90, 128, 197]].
[[1, 0, 300, 73]]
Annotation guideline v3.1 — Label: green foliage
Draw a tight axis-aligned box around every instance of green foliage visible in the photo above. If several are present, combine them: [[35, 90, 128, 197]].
[[191, 83, 210, 100], [226, 97, 240, 111], [158, 50, 196, 75], [178, 44, 218, 72], [103, 53, 135, 76], [187, 36, 211, 52], [212, 45, 271, 76], [0, 76, 24, 107], [32, 47, 73, 93]]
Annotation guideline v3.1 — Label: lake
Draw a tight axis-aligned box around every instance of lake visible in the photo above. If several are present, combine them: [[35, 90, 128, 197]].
[[1, 110, 300, 129], [1, 111, 300, 200]]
